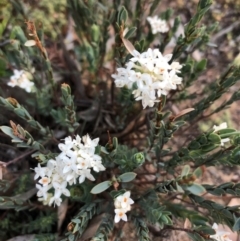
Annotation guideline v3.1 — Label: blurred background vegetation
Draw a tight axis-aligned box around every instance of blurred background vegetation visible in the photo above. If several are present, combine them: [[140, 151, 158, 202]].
[[0, 0, 240, 240]]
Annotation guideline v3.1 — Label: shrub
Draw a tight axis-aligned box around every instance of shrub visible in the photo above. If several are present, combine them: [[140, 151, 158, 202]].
[[0, 0, 240, 241]]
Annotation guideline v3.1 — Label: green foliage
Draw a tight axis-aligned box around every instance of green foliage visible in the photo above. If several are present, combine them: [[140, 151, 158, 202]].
[[24, 212, 57, 233], [51, 83, 79, 133], [133, 217, 151, 241], [91, 214, 114, 241], [63, 200, 103, 241], [109, 144, 145, 172], [0, 0, 240, 240]]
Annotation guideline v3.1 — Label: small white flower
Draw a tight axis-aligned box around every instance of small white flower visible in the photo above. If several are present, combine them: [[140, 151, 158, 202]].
[[46, 159, 57, 177], [82, 134, 99, 148], [64, 136, 73, 144], [62, 156, 78, 174], [36, 184, 51, 200], [116, 191, 134, 209], [213, 122, 228, 132], [49, 196, 62, 207], [210, 223, 232, 241], [34, 164, 46, 180], [72, 135, 82, 147], [113, 191, 134, 223], [78, 169, 95, 183], [8, 69, 34, 93], [171, 62, 183, 72], [58, 142, 74, 154], [114, 209, 128, 223], [38, 193, 53, 206], [77, 157, 91, 170], [53, 181, 70, 197], [147, 16, 169, 34], [39, 176, 51, 186], [91, 159, 106, 172]]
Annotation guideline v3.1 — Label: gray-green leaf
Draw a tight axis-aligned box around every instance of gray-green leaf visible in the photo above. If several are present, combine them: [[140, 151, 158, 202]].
[[186, 183, 206, 195], [91, 181, 112, 194], [118, 172, 137, 182]]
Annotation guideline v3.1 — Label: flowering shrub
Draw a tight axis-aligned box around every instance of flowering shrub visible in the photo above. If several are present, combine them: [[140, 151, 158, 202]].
[[0, 0, 240, 241], [34, 135, 105, 206], [112, 48, 182, 108]]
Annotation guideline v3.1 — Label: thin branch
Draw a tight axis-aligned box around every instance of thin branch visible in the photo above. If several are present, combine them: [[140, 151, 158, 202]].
[[1, 150, 35, 167]]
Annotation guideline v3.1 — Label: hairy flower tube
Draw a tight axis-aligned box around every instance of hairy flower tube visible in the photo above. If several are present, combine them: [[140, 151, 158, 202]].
[[147, 16, 169, 34], [114, 191, 134, 223], [8, 69, 34, 93], [112, 48, 182, 108], [34, 134, 105, 206], [210, 223, 232, 241]]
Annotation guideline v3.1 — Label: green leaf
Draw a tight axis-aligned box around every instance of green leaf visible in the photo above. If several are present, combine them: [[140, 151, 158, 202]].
[[189, 150, 202, 158], [100, 146, 109, 154], [193, 167, 202, 178], [0, 126, 23, 142], [218, 182, 234, 189], [195, 59, 207, 72], [118, 6, 128, 24], [191, 214, 208, 225], [233, 217, 240, 231], [210, 203, 223, 210], [90, 181, 112, 194], [176, 182, 184, 192], [110, 189, 126, 198], [118, 172, 137, 182], [124, 27, 137, 39], [219, 131, 240, 139], [207, 133, 221, 144], [201, 143, 218, 152], [150, 0, 161, 15], [216, 128, 236, 135], [188, 140, 201, 150], [186, 183, 206, 195], [113, 137, 118, 149], [194, 226, 215, 235], [208, 188, 225, 196], [181, 165, 191, 176]]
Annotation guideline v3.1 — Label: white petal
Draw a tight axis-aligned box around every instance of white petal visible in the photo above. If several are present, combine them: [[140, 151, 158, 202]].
[[24, 40, 36, 47], [114, 214, 120, 223]]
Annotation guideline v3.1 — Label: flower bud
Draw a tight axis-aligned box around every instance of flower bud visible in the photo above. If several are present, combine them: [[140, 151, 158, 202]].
[[7, 97, 19, 107], [133, 152, 144, 166]]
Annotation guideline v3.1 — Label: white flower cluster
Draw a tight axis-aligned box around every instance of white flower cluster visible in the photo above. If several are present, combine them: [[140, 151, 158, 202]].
[[8, 69, 34, 93], [114, 191, 134, 223], [213, 122, 230, 146], [210, 223, 232, 241], [112, 48, 182, 108], [34, 134, 105, 206], [147, 16, 169, 34]]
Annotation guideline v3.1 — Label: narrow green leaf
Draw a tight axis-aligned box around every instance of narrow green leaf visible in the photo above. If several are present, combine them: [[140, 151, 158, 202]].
[[124, 27, 137, 39], [216, 128, 236, 135]]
